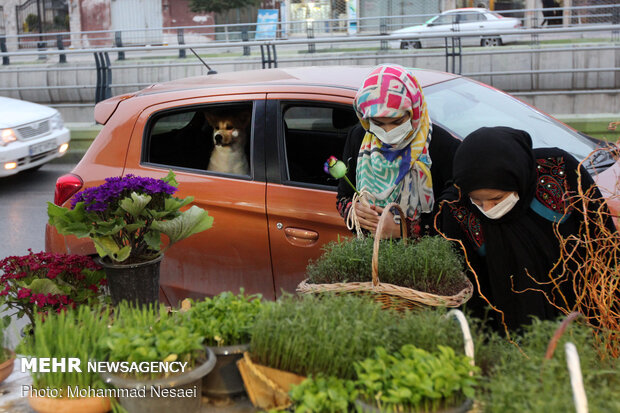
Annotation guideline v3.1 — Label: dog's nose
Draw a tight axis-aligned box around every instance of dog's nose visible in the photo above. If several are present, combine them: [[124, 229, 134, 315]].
[[214, 134, 223, 145]]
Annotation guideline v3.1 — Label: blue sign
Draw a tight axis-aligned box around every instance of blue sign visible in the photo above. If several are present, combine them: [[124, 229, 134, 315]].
[[255, 9, 279, 40]]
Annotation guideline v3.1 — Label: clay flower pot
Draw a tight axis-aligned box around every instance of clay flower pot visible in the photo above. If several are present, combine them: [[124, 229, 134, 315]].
[[28, 395, 111, 413], [0, 350, 16, 384]]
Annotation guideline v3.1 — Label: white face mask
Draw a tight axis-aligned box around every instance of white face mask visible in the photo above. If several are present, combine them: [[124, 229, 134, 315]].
[[368, 120, 413, 145], [471, 192, 520, 220]]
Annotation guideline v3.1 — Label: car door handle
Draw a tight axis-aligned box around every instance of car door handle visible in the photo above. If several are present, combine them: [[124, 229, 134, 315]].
[[284, 227, 319, 247]]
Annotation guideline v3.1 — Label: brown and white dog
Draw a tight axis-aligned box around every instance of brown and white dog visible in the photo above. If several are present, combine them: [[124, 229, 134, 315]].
[[204, 110, 251, 175]]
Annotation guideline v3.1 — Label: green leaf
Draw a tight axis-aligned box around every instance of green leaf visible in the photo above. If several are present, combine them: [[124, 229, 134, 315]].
[[92, 236, 131, 262], [151, 206, 213, 246], [163, 170, 178, 188], [125, 222, 146, 232], [93, 219, 126, 237], [113, 246, 132, 262], [25, 278, 66, 295], [144, 230, 162, 251], [120, 192, 152, 217], [47, 202, 92, 238], [164, 196, 194, 213]]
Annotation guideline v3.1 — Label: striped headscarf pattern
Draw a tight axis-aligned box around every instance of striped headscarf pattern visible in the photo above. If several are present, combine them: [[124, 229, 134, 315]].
[[353, 64, 433, 219]]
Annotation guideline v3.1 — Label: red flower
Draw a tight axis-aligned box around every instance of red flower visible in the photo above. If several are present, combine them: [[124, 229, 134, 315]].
[[0, 251, 107, 326], [46, 295, 59, 306], [16, 288, 31, 299]]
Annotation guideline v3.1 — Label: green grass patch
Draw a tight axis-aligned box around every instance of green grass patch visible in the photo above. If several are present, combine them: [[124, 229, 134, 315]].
[[480, 318, 620, 412], [306, 236, 467, 296], [250, 294, 465, 379], [559, 118, 620, 142]]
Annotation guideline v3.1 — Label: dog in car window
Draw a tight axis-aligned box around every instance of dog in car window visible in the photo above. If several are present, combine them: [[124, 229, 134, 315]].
[[204, 110, 251, 176]]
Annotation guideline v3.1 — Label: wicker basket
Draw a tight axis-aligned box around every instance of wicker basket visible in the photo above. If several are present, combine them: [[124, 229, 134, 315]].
[[297, 202, 473, 311], [236, 352, 306, 410]]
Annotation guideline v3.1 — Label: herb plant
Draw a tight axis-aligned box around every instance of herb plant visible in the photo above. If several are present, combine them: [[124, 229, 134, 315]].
[[289, 374, 358, 413], [250, 294, 465, 379], [306, 236, 467, 295], [102, 304, 204, 380], [185, 290, 263, 347], [0, 250, 107, 326], [480, 318, 620, 412], [47, 171, 214, 264], [289, 344, 477, 413], [356, 345, 477, 412], [19, 305, 110, 395]]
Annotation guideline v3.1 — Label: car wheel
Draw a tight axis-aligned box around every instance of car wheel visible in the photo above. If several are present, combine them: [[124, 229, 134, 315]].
[[481, 37, 502, 47]]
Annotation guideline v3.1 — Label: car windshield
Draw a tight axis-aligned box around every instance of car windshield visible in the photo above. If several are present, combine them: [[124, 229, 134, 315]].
[[424, 77, 598, 161]]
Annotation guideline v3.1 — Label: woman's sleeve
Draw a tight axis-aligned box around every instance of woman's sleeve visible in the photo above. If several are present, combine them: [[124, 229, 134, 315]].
[[336, 124, 364, 220]]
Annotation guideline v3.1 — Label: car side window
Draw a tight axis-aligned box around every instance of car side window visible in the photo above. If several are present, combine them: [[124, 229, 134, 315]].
[[458, 12, 479, 23], [432, 14, 454, 25], [281, 103, 358, 187], [145, 102, 253, 176]]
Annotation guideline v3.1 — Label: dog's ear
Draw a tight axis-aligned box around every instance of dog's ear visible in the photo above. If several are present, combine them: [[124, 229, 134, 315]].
[[203, 111, 218, 128], [234, 111, 252, 129]]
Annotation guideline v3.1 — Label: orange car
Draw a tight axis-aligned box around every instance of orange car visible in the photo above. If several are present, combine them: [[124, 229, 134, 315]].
[[45, 66, 619, 306]]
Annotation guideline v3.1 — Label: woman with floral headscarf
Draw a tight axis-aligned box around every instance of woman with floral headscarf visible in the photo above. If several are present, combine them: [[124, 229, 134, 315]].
[[337, 64, 460, 239]]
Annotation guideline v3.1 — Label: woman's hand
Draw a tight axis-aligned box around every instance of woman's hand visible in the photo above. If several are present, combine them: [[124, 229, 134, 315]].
[[354, 203, 402, 239]]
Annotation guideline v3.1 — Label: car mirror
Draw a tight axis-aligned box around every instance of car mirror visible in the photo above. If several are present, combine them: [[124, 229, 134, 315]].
[[427, 23, 434, 27]]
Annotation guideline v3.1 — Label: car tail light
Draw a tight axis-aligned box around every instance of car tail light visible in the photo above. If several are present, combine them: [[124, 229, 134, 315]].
[[54, 173, 83, 206]]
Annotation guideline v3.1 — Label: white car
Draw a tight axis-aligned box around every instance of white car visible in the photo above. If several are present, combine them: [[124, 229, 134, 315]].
[[0, 97, 70, 177], [389, 8, 522, 49]]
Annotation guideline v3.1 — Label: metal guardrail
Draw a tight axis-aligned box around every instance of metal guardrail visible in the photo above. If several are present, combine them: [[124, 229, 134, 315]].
[[1, 4, 618, 54], [1, 23, 618, 58], [0, 12, 618, 107]]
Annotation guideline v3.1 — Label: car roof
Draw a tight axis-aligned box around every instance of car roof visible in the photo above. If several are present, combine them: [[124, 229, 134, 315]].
[[443, 8, 489, 13], [139, 66, 459, 96]]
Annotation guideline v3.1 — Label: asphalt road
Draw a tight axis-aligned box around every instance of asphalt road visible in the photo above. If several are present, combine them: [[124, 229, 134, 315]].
[[0, 162, 76, 259], [0, 162, 76, 349]]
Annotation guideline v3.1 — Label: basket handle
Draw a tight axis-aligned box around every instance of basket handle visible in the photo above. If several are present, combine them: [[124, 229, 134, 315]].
[[372, 202, 408, 287], [543, 312, 588, 413], [565, 342, 588, 413], [446, 309, 475, 375]]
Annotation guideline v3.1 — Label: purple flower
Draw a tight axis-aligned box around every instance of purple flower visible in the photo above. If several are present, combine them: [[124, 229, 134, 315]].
[[70, 174, 177, 211]]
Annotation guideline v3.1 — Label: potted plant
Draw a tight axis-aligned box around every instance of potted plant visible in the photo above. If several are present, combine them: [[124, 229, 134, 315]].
[[0, 315, 16, 385], [100, 303, 216, 413], [480, 317, 620, 412], [47, 171, 214, 306], [289, 344, 477, 413], [354, 345, 477, 412], [184, 290, 264, 397], [299, 231, 473, 310], [19, 305, 112, 413], [0, 250, 107, 329], [242, 294, 468, 410]]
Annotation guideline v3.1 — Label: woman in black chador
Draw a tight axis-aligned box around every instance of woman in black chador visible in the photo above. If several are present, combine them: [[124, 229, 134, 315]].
[[438, 126, 613, 330]]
